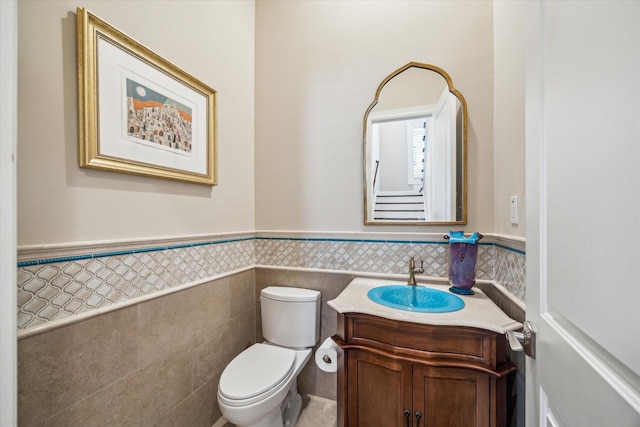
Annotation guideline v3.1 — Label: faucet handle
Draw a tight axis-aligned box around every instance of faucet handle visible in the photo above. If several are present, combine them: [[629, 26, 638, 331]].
[[410, 257, 424, 268]]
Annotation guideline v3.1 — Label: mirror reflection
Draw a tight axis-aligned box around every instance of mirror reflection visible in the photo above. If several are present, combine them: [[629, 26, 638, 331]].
[[363, 62, 467, 225]]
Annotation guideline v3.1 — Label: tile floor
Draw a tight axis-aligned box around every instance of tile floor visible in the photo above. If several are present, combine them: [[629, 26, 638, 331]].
[[213, 394, 337, 427], [296, 395, 337, 427]]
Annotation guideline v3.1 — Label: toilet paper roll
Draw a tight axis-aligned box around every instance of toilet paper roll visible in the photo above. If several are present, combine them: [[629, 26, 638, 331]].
[[315, 337, 338, 373]]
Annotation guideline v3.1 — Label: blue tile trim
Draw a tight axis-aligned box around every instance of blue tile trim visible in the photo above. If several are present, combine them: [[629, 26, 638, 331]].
[[17, 259, 40, 267], [257, 237, 447, 245], [494, 243, 526, 255], [16, 237, 255, 267], [93, 250, 133, 258], [17, 236, 524, 267]]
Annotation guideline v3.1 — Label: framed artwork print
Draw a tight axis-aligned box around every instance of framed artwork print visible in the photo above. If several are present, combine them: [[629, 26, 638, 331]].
[[76, 7, 217, 185]]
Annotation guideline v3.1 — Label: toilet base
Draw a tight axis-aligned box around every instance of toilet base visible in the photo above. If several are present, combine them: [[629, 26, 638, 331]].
[[221, 383, 302, 427], [281, 379, 302, 427]]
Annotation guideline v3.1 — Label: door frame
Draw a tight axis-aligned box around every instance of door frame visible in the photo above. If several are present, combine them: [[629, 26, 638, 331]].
[[0, 0, 18, 425]]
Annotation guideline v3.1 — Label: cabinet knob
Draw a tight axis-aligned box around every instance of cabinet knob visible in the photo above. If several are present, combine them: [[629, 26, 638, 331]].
[[403, 409, 411, 427], [415, 411, 423, 426]]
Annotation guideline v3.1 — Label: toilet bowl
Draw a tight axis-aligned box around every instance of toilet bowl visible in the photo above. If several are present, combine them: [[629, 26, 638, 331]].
[[217, 286, 320, 427], [217, 344, 311, 427]]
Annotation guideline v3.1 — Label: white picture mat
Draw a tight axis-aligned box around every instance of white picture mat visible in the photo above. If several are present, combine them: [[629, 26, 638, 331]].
[[97, 37, 208, 175]]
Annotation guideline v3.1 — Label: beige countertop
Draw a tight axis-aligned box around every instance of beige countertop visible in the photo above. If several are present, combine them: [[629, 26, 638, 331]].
[[328, 277, 522, 334]]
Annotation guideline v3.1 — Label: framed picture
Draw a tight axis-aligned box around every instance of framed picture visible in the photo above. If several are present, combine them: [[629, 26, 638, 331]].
[[76, 7, 217, 186]]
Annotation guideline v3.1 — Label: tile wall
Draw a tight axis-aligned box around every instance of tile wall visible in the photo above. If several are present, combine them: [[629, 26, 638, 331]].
[[17, 232, 525, 332], [16, 232, 526, 426], [18, 270, 255, 427]]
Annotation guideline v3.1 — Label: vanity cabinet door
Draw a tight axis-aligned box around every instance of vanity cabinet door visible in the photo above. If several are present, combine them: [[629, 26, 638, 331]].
[[345, 349, 495, 427], [413, 365, 490, 427], [346, 349, 413, 427]]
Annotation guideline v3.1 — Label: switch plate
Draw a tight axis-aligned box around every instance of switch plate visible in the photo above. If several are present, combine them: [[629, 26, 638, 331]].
[[510, 196, 518, 224]]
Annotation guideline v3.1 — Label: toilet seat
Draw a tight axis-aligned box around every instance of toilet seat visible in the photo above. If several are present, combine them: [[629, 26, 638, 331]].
[[218, 343, 296, 407]]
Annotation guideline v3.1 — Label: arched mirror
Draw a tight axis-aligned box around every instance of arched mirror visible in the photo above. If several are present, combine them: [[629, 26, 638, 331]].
[[363, 62, 467, 225]]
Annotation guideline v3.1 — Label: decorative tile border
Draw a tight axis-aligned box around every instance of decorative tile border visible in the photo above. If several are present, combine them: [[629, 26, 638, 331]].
[[494, 245, 526, 301], [254, 237, 500, 279], [17, 232, 526, 330], [17, 238, 255, 330]]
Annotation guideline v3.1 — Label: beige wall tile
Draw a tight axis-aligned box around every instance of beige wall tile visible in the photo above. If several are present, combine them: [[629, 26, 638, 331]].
[[315, 367, 338, 401], [153, 379, 221, 427], [18, 307, 137, 426], [190, 277, 233, 334], [192, 306, 255, 390], [136, 279, 230, 367], [228, 269, 256, 318], [476, 282, 525, 323], [18, 272, 257, 427], [190, 271, 254, 390], [47, 348, 192, 427]]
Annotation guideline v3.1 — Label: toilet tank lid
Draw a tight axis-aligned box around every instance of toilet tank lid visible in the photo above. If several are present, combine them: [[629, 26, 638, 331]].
[[261, 286, 320, 302]]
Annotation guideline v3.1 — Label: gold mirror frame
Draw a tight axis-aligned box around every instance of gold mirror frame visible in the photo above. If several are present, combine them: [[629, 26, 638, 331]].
[[363, 62, 467, 225]]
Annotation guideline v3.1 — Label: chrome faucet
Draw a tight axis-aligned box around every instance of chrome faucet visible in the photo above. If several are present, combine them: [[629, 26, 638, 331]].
[[407, 257, 425, 286]]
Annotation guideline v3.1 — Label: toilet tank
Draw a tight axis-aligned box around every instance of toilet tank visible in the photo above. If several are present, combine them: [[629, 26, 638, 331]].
[[260, 286, 321, 348]]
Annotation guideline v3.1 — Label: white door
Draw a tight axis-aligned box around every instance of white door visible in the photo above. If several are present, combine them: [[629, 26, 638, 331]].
[[525, 1, 640, 426], [430, 89, 456, 221]]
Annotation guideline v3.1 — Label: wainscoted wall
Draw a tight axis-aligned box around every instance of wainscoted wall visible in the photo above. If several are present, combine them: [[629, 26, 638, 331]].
[[18, 269, 255, 427], [17, 232, 526, 426]]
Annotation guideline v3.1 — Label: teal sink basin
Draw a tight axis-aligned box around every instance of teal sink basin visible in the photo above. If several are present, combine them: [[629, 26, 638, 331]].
[[367, 285, 465, 313]]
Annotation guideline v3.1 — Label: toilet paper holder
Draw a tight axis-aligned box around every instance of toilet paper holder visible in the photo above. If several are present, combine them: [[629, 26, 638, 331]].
[[315, 336, 339, 372]]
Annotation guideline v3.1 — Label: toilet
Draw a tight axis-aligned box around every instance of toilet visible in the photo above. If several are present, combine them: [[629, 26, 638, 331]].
[[217, 286, 321, 427]]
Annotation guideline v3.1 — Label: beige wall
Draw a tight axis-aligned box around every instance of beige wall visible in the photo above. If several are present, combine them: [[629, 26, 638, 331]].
[[17, 0, 526, 244], [17, 1, 255, 246], [493, 1, 526, 237], [255, 0, 495, 233]]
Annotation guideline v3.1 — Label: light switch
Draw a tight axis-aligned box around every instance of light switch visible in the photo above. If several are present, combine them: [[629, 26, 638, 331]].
[[510, 196, 518, 225]]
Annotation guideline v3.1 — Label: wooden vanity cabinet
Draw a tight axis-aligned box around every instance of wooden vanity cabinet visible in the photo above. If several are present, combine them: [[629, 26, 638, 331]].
[[334, 313, 515, 427]]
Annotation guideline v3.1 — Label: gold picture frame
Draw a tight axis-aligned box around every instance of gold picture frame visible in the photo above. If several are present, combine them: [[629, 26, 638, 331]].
[[77, 7, 217, 186]]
